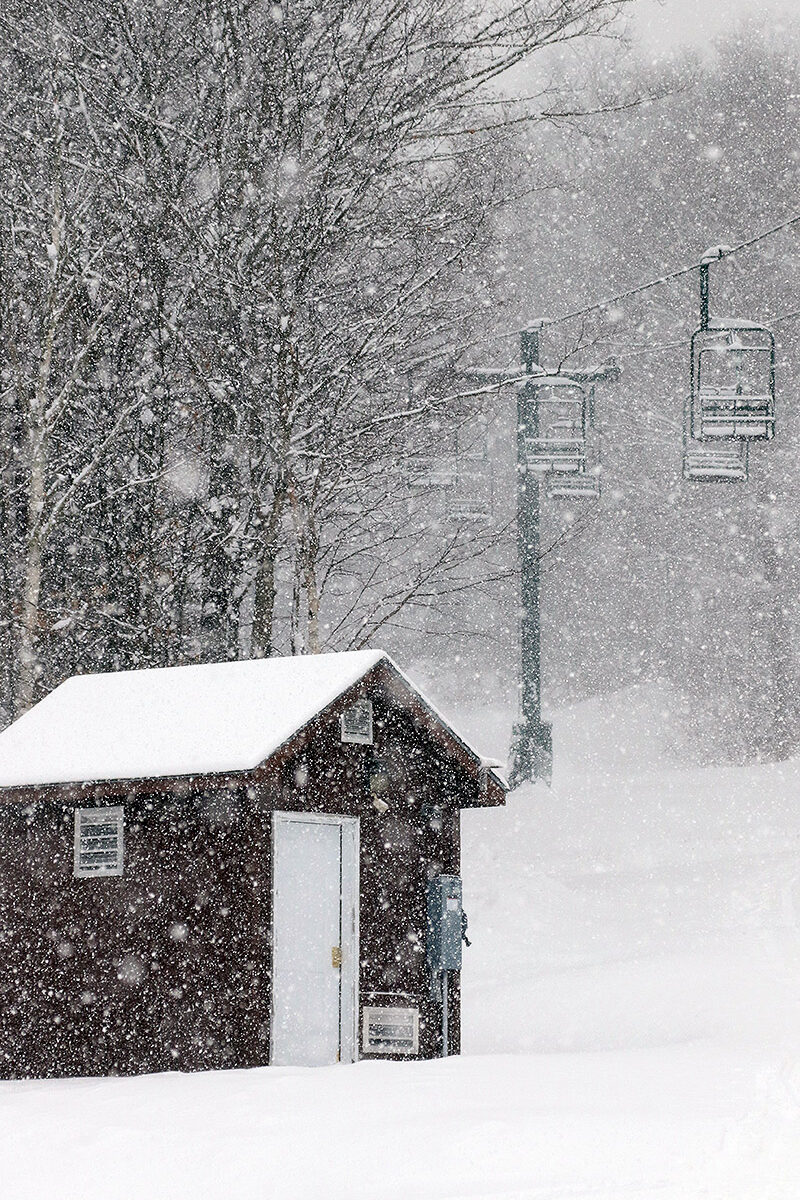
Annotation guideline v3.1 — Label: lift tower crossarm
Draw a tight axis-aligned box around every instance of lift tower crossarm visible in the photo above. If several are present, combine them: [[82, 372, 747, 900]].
[[568, 360, 621, 385]]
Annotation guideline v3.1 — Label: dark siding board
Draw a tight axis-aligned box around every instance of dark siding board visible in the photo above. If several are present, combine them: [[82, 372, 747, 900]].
[[275, 690, 464, 1062]]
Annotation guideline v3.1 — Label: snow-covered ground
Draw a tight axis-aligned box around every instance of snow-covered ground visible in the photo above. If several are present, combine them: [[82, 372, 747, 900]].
[[2, 684, 799, 1199]]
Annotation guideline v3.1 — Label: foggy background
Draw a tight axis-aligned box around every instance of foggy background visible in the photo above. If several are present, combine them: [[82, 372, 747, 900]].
[[635, 0, 797, 47]]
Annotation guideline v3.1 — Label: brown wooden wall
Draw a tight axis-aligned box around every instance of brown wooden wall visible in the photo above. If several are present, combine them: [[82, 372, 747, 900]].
[[0, 786, 271, 1077], [0, 675, 478, 1078]]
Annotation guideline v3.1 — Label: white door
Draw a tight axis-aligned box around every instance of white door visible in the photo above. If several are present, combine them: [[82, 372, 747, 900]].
[[271, 812, 359, 1066]]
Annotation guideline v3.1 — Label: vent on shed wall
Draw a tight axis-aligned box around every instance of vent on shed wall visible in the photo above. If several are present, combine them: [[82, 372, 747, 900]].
[[362, 1006, 419, 1055], [74, 806, 124, 878], [340, 698, 373, 745]]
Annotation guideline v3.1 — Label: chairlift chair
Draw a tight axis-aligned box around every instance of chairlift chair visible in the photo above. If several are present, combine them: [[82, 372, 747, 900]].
[[447, 463, 493, 524], [690, 320, 775, 442], [523, 375, 589, 475], [448, 498, 492, 523], [406, 457, 458, 491], [545, 434, 602, 500]]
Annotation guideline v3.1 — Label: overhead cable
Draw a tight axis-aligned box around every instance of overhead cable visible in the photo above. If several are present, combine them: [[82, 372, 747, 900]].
[[489, 209, 800, 342]]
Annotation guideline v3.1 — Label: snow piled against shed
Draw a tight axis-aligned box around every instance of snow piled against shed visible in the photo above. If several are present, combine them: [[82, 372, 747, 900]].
[[0, 650, 388, 787]]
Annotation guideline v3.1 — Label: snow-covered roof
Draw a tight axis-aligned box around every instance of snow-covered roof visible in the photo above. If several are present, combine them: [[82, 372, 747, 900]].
[[0, 651, 386, 787], [0, 650, 500, 791]]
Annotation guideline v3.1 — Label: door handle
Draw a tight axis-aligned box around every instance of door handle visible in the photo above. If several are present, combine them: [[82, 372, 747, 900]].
[[331, 946, 342, 969]]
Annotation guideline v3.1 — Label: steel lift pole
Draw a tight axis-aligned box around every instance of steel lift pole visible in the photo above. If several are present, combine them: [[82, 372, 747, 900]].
[[509, 323, 553, 787]]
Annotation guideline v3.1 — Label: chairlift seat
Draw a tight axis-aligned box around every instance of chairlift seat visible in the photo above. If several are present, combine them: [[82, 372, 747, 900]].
[[524, 436, 586, 475], [698, 386, 775, 440], [683, 444, 748, 482], [448, 500, 492, 523], [546, 476, 601, 500]]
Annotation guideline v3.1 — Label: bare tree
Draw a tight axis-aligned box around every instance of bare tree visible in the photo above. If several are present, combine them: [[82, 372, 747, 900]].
[[0, 0, 633, 717]]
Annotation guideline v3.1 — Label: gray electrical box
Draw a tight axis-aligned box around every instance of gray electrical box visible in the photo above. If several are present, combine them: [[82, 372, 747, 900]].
[[426, 874, 463, 972]]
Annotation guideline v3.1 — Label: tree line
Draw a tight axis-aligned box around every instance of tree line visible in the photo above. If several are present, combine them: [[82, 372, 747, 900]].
[[0, 0, 629, 720]]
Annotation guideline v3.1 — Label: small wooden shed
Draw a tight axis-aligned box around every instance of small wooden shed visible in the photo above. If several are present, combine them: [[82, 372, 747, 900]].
[[0, 650, 505, 1078]]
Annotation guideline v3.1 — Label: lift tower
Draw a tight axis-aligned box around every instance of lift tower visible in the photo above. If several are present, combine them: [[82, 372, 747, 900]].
[[509, 324, 552, 786], [509, 328, 618, 788]]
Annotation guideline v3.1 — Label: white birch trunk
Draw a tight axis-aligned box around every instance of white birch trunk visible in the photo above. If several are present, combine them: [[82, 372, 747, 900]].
[[16, 193, 61, 714]]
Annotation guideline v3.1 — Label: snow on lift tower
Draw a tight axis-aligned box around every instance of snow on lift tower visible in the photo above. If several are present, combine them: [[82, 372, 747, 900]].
[[684, 244, 775, 482]]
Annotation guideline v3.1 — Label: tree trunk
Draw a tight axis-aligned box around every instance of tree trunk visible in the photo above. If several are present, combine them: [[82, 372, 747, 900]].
[[289, 554, 302, 655], [16, 192, 60, 712], [305, 525, 321, 654], [16, 463, 45, 714], [251, 489, 286, 658]]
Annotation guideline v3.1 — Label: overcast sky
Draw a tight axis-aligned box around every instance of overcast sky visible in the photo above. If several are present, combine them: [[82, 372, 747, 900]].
[[633, 0, 797, 48]]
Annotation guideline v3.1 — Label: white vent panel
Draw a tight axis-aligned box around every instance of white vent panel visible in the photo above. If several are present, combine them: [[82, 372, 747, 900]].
[[362, 1006, 419, 1055], [340, 698, 373, 745], [74, 806, 124, 878]]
